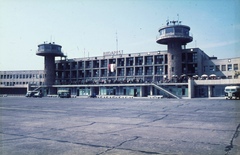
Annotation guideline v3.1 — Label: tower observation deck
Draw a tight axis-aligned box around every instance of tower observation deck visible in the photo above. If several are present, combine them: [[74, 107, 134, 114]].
[[36, 42, 66, 86], [156, 20, 193, 79]]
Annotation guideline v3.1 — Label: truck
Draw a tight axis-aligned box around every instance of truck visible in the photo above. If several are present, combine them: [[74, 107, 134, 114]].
[[224, 86, 240, 100]]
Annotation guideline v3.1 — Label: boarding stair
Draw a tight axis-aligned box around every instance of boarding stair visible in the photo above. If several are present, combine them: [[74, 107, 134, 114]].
[[151, 83, 181, 99], [32, 86, 42, 92]]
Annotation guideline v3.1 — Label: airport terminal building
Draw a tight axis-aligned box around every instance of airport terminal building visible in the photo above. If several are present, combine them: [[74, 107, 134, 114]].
[[1, 21, 240, 98]]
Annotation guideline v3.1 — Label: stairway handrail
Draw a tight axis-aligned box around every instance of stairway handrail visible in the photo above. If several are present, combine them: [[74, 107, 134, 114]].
[[151, 83, 180, 99]]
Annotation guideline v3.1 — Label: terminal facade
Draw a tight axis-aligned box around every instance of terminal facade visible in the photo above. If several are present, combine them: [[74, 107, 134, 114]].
[[0, 21, 240, 98]]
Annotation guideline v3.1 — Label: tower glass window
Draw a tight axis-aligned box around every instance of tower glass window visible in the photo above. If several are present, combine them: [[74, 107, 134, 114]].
[[174, 27, 182, 34], [166, 27, 174, 34], [159, 29, 165, 36], [183, 28, 189, 36]]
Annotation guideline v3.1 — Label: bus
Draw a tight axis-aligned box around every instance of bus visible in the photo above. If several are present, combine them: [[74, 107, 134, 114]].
[[224, 86, 240, 100]]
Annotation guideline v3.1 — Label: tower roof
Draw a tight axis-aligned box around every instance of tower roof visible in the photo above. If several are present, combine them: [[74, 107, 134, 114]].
[[156, 23, 193, 45], [36, 42, 64, 57]]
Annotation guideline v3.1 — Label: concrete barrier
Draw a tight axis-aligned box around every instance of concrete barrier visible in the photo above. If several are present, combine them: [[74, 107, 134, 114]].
[[0, 94, 8, 97], [96, 95, 134, 99], [47, 95, 77, 98], [47, 95, 59, 97], [148, 95, 163, 99]]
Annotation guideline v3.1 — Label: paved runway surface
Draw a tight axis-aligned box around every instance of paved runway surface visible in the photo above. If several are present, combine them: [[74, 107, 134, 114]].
[[0, 97, 240, 155]]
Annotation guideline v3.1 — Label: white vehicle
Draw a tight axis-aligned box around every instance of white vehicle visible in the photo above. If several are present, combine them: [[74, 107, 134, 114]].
[[224, 86, 240, 100]]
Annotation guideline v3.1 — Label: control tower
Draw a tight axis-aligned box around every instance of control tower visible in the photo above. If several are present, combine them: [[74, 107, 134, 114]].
[[156, 20, 193, 79], [36, 42, 65, 86]]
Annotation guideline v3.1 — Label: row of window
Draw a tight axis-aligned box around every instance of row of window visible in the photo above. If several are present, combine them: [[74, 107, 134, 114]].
[[56, 65, 168, 79], [1, 81, 43, 86], [56, 55, 168, 70], [0, 74, 45, 79], [205, 64, 238, 72], [56, 53, 199, 71]]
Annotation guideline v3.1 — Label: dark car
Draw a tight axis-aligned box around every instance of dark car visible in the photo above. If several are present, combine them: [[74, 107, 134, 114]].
[[58, 90, 71, 98], [89, 94, 97, 98]]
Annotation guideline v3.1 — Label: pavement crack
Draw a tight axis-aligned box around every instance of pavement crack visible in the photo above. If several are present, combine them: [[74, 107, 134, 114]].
[[137, 113, 150, 118], [225, 123, 240, 155], [152, 114, 168, 122], [97, 136, 140, 155], [50, 122, 96, 131], [176, 104, 184, 108], [117, 136, 140, 147]]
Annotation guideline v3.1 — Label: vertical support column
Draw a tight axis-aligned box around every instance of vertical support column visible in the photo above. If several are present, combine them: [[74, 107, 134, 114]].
[[150, 85, 153, 96], [139, 86, 143, 97], [49, 87, 57, 95], [143, 56, 145, 81], [123, 57, 126, 79], [152, 55, 155, 82], [188, 78, 194, 98], [76, 62, 79, 82], [90, 87, 93, 96], [208, 85, 212, 98], [167, 43, 182, 79], [44, 56, 55, 86], [27, 84, 30, 92]]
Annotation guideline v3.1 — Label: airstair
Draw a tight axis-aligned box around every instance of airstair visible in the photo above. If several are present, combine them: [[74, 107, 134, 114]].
[[32, 86, 42, 92], [151, 83, 181, 99]]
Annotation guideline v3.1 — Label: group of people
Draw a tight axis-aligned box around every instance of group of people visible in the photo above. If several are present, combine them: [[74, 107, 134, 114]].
[[57, 76, 190, 85]]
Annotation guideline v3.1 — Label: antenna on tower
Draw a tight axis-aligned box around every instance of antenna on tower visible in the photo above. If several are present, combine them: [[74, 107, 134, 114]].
[[177, 14, 182, 25], [84, 48, 85, 58], [116, 30, 118, 51]]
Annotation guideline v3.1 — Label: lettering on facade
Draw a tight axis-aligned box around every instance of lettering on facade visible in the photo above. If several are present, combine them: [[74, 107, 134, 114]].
[[103, 50, 123, 56]]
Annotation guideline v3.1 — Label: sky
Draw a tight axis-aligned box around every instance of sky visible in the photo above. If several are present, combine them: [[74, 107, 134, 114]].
[[0, 0, 239, 70]]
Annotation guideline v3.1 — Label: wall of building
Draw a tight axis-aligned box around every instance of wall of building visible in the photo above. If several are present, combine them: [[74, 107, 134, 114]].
[[0, 70, 45, 86], [55, 51, 170, 85], [1, 49, 239, 98], [55, 49, 208, 85], [203, 57, 240, 79]]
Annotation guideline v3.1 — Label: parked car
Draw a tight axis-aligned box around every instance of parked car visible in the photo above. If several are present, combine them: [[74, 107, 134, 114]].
[[58, 90, 71, 98], [25, 91, 38, 97], [89, 94, 97, 98], [33, 92, 43, 98]]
